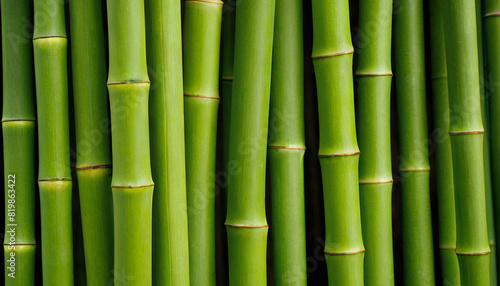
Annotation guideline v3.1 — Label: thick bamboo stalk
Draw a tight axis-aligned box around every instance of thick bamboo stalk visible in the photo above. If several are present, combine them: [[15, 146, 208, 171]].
[[429, 0, 460, 284], [443, 0, 491, 284], [311, 0, 364, 284], [393, 0, 435, 284], [484, 0, 500, 278], [355, 0, 394, 285], [2, 1, 36, 285], [107, 0, 154, 285], [268, 0, 306, 284], [33, 0, 74, 285], [68, 0, 113, 285], [224, 0, 275, 284], [183, 1, 223, 285], [144, 0, 190, 284]]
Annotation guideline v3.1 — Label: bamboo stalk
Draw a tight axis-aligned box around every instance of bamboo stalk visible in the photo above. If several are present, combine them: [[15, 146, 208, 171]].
[[33, 0, 73, 284], [393, 0, 435, 284], [106, 0, 154, 284], [443, 0, 491, 284], [68, 0, 113, 285], [144, 0, 190, 284], [484, 0, 500, 278], [355, 0, 394, 285], [268, 0, 306, 284], [183, 1, 223, 285], [311, 0, 364, 284], [429, 0, 460, 284], [224, 0, 275, 284], [2, 1, 36, 284]]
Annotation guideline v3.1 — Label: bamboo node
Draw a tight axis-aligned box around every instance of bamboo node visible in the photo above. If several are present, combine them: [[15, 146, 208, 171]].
[[324, 249, 365, 256], [112, 183, 155, 189], [184, 93, 220, 100], [107, 81, 150, 86], [399, 168, 430, 172], [311, 49, 354, 60], [38, 178, 72, 182], [225, 223, 268, 229], [318, 151, 360, 157], [2, 118, 36, 123], [222, 76, 233, 81], [449, 130, 484, 136], [355, 72, 393, 77], [268, 146, 306, 151], [185, 0, 224, 5], [483, 11, 500, 18], [75, 164, 112, 171], [456, 250, 491, 256], [359, 179, 393, 185], [32, 35, 67, 41]]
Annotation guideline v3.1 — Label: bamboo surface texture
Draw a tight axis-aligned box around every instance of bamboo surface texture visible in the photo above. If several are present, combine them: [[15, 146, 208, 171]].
[[311, 0, 364, 284], [355, 0, 394, 285], [183, 0, 223, 285], [2, 1, 37, 285], [444, 0, 491, 284], [107, 0, 154, 285], [224, 0, 275, 284], [268, 0, 306, 284], [145, 0, 190, 284]]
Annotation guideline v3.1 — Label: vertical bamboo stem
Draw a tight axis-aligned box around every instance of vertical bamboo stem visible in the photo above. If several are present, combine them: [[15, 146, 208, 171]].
[[224, 0, 275, 284], [355, 0, 394, 285], [144, 0, 190, 284], [268, 0, 306, 284], [2, 1, 36, 285], [443, 0, 491, 284], [68, 0, 113, 285], [107, 0, 154, 285], [183, 0, 223, 285], [311, 0, 364, 284]]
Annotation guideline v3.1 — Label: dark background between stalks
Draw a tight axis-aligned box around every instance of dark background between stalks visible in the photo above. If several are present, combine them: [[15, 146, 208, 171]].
[[0, 0, 441, 285]]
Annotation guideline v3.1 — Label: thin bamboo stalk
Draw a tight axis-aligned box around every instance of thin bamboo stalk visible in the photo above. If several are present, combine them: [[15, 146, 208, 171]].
[[429, 0, 460, 284], [33, 0, 73, 284], [268, 0, 306, 284], [224, 0, 275, 284], [484, 0, 500, 278], [311, 0, 364, 284], [393, 0, 435, 284], [2, 1, 36, 285], [443, 0, 491, 284], [183, 1, 223, 285], [144, 0, 190, 284], [106, 0, 154, 284], [68, 0, 113, 285], [355, 0, 394, 285]]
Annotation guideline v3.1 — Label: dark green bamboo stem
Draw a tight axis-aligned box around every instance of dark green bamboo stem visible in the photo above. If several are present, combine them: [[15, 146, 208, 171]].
[[2, 1, 36, 285], [355, 0, 394, 285], [145, 0, 190, 284], [69, 0, 113, 285], [484, 0, 500, 278], [107, 0, 154, 285], [311, 0, 364, 284], [268, 0, 306, 284], [183, 0, 223, 285], [444, 0, 491, 284], [224, 0, 275, 284], [393, 0, 435, 284], [33, 0, 74, 284], [429, 0, 460, 284]]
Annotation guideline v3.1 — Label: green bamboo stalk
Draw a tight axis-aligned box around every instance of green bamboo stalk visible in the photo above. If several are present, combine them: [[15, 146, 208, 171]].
[[144, 0, 190, 284], [484, 0, 500, 278], [183, 0, 223, 285], [355, 0, 394, 285], [393, 0, 435, 284], [429, 0, 460, 284], [33, 0, 73, 285], [268, 0, 306, 284], [443, 0, 491, 284], [311, 0, 364, 284], [2, 1, 36, 285], [107, 0, 154, 284], [224, 0, 275, 284], [68, 0, 113, 285]]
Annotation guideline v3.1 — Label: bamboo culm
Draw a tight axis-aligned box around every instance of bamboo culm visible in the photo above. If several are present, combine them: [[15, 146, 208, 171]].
[[2, 1, 37, 285], [183, 0, 223, 285], [224, 0, 275, 284], [355, 0, 394, 285], [107, 0, 154, 284], [443, 0, 491, 284], [68, 0, 114, 285], [429, 0, 460, 284], [268, 0, 307, 284], [311, 0, 364, 284]]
